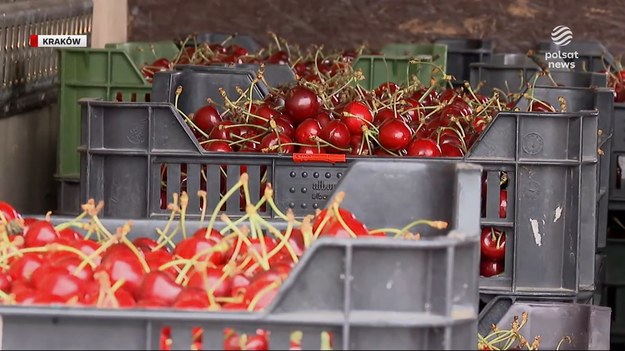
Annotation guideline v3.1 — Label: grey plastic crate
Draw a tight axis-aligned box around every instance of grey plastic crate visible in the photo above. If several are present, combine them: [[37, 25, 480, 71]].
[[479, 295, 611, 350], [2, 160, 482, 350], [513, 85, 614, 249], [433, 38, 493, 86], [76, 97, 599, 297], [151, 64, 270, 116], [610, 104, 625, 209], [537, 40, 616, 73], [0, 0, 93, 118], [468, 109, 598, 296], [470, 54, 607, 95]]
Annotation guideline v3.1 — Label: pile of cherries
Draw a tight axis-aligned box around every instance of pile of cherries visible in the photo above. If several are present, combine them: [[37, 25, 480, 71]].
[[0, 174, 447, 350]]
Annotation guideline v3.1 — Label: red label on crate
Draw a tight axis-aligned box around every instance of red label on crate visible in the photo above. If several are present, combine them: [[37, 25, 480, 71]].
[[292, 153, 346, 163]]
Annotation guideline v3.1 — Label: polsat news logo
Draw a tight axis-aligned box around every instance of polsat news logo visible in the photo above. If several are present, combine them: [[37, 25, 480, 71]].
[[29, 34, 88, 48]]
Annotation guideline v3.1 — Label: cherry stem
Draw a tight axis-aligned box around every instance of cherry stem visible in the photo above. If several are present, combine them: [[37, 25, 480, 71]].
[[205, 174, 248, 238], [54, 211, 88, 232], [263, 184, 302, 225], [246, 279, 282, 312], [220, 214, 270, 271], [251, 209, 299, 263], [180, 192, 189, 239]]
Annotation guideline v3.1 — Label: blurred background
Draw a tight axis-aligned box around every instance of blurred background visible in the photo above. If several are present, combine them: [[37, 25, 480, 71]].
[[128, 0, 625, 54]]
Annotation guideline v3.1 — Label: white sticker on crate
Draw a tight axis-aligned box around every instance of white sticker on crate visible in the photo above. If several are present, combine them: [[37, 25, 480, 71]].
[[554, 206, 563, 222], [530, 219, 543, 246]]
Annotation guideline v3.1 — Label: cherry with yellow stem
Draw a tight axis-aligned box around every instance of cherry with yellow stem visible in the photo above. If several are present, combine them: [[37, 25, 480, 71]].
[[248, 209, 299, 264], [74, 224, 132, 275], [312, 192, 346, 240], [188, 261, 217, 306], [173, 240, 231, 285], [246, 279, 282, 312], [152, 227, 178, 252], [220, 214, 270, 271], [245, 204, 270, 264], [320, 331, 332, 350], [117, 227, 152, 274], [330, 201, 358, 239], [265, 210, 297, 261]]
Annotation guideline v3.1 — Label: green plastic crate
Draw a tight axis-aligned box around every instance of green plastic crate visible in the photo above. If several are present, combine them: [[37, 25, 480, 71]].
[[352, 43, 448, 90], [57, 41, 180, 180]]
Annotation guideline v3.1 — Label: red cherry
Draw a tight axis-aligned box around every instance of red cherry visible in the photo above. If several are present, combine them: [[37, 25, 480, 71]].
[[412, 88, 439, 105], [192, 227, 223, 241], [245, 335, 270, 350], [314, 110, 334, 128], [174, 237, 224, 266], [480, 259, 504, 277], [374, 108, 400, 127], [243, 279, 281, 311], [71, 239, 101, 262], [341, 101, 373, 135], [481, 227, 506, 261], [529, 100, 555, 112], [440, 143, 464, 157], [203, 140, 233, 152], [260, 133, 294, 154], [378, 119, 412, 151], [500, 189, 508, 218], [145, 250, 176, 278], [58, 228, 83, 241], [297, 144, 327, 154], [374, 82, 400, 99], [96, 254, 146, 297], [320, 120, 351, 150], [23, 220, 59, 248], [133, 237, 161, 253], [187, 267, 232, 298], [406, 139, 442, 157], [0, 271, 11, 292], [315, 208, 369, 238], [37, 270, 86, 301], [137, 271, 182, 305], [284, 86, 321, 123], [9, 253, 44, 282], [192, 105, 223, 133], [253, 104, 283, 126], [226, 44, 248, 57], [209, 121, 239, 140], [267, 50, 290, 65], [294, 118, 322, 144], [0, 201, 20, 222], [271, 117, 295, 137], [46, 254, 94, 284]]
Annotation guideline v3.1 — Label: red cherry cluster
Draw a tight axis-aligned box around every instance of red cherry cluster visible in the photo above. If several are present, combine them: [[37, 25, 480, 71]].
[[0, 175, 448, 349], [140, 33, 367, 84], [479, 173, 508, 278], [182, 75, 510, 159]]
